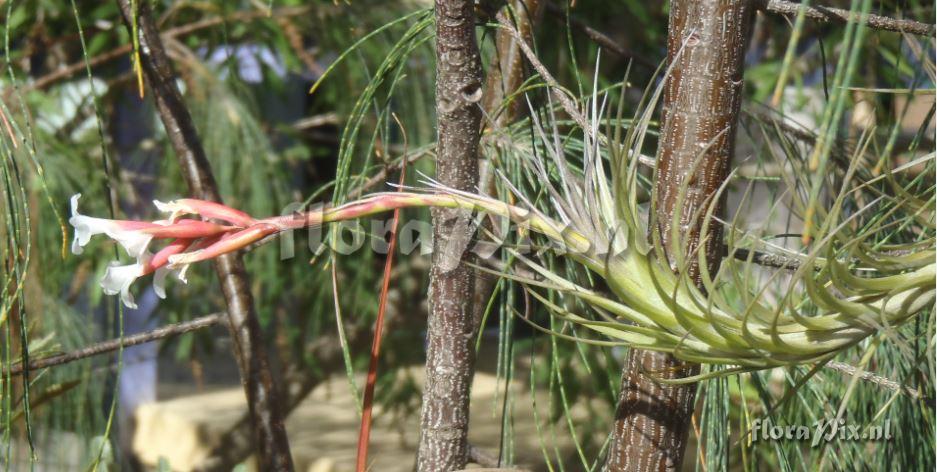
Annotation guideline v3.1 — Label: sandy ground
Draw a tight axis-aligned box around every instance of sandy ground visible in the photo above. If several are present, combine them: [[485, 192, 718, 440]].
[[134, 365, 611, 471]]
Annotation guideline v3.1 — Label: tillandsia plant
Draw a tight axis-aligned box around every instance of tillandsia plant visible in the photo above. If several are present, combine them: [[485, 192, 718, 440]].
[[69, 81, 936, 374]]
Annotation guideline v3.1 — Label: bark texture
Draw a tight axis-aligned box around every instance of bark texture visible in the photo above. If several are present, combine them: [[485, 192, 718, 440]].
[[474, 0, 541, 329], [417, 1, 484, 470], [604, 2, 753, 471], [760, 0, 935, 36], [116, 2, 294, 470], [481, 0, 541, 128]]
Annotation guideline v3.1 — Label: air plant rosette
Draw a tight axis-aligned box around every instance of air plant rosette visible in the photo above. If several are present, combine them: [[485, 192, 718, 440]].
[[69, 93, 935, 377]]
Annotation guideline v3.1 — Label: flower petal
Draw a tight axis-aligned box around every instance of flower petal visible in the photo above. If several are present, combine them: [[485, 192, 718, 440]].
[[101, 262, 146, 309], [155, 198, 254, 227], [153, 267, 169, 299], [110, 231, 154, 260], [69, 194, 93, 254], [148, 239, 194, 299], [176, 264, 190, 284], [152, 263, 190, 300], [153, 199, 193, 223], [70, 194, 161, 259]]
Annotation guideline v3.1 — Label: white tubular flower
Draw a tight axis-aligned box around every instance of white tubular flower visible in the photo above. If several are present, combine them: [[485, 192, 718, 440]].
[[101, 261, 147, 309], [70, 194, 253, 307], [153, 267, 170, 299], [153, 199, 195, 224], [69, 194, 155, 260], [153, 265, 189, 299]]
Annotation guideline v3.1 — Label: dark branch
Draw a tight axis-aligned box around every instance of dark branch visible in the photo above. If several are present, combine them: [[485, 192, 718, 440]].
[[759, 0, 935, 36], [543, 1, 657, 70], [115, 1, 294, 470], [25, 6, 310, 94], [3, 314, 223, 376]]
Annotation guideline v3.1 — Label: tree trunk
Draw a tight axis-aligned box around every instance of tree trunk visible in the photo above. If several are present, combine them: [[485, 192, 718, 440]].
[[417, 1, 484, 470], [115, 2, 294, 470], [604, 1, 753, 471]]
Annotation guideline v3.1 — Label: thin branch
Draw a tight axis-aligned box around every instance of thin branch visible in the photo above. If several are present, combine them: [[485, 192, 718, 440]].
[[759, 0, 935, 36], [291, 112, 341, 131], [24, 6, 310, 93], [730, 247, 805, 271], [351, 148, 433, 199], [115, 1, 294, 470], [355, 115, 409, 471], [496, 14, 585, 126], [542, 1, 657, 70], [496, 14, 658, 168], [825, 361, 922, 400], [3, 314, 223, 376]]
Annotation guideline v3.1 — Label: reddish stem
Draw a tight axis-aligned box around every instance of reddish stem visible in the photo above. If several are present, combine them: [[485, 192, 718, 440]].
[[355, 158, 409, 472]]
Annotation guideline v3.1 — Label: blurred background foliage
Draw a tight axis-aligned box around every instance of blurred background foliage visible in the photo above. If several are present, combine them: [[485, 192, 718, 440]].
[[0, 0, 933, 470]]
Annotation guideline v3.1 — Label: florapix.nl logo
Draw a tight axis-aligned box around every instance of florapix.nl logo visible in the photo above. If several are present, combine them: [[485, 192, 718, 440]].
[[750, 418, 893, 447]]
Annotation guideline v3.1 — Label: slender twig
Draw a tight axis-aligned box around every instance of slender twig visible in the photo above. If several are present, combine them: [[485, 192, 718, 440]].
[[2, 314, 223, 376], [745, 106, 824, 145], [760, 0, 935, 37], [542, 1, 657, 69], [496, 15, 658, 168], [115, 1, 294, 470], [351, 148, 433, 199], [731, 247, 805, 271], [825, 361, 922, 399], [496, 15, 585, 126], [744, 105, 866, 177], [292, 112, 341, 131]]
